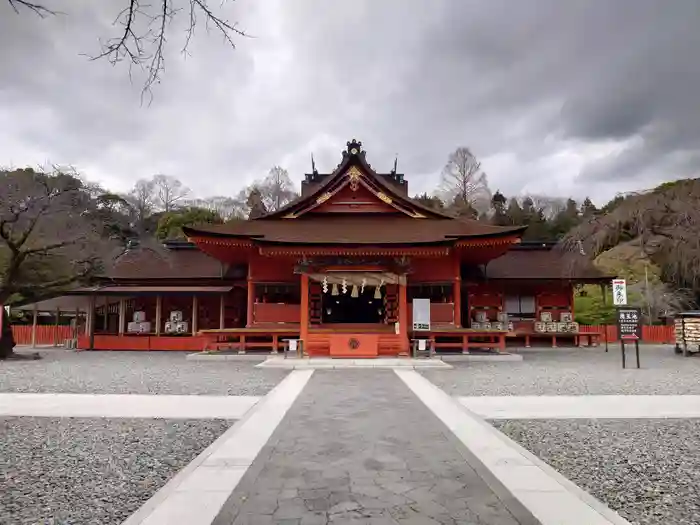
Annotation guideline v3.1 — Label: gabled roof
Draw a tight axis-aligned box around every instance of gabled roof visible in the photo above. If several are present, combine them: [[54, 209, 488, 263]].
[[260, 139, 455, 220]]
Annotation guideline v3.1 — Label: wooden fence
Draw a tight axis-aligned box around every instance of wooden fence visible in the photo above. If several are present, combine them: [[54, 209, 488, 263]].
[[9, 323, 677, 347], [579, 324, 675, 344], [11, 325, 74, 345]]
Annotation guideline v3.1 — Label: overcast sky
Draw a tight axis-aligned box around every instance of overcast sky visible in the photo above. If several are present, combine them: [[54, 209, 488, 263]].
[[1, 0, 698, 205]]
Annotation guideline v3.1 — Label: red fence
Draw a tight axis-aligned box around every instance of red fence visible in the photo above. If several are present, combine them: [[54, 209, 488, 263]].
[[11, 325, 74, 345], [579, 324, 675, 344], [9, 323, 677, 346]]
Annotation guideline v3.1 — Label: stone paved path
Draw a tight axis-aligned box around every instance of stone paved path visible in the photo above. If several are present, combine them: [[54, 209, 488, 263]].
[[221, 370, 522, 525]]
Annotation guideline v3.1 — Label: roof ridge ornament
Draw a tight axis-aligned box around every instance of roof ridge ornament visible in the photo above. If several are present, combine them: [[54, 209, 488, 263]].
[[346, 139, 363, 155]]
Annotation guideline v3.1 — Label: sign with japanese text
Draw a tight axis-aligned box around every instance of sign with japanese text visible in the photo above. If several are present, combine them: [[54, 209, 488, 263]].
[[412, 298, 431, 331], [617, 307, 641, 340], [612, 279, 627, 306]]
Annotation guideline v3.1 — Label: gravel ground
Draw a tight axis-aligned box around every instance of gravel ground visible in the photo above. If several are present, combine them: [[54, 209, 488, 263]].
[[0, 350, 287, 395], [1, 417, 232, 525], [424, 345, 700, 395], [493, 418, 700, 525]]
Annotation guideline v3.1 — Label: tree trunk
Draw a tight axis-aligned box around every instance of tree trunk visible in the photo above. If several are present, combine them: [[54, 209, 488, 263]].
[[0, 313, 40, 360]]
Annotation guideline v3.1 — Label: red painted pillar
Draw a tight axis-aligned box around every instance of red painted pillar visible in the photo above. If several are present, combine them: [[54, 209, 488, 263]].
[[453, 255, 461, 327], [398, 279, 409, 354], [246, 279, 255, 327], [300, 273, 309, 354]]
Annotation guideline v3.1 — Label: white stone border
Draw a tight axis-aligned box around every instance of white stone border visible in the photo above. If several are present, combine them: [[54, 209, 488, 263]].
[[122, 369, 313, 525], [459, 395, 700, 419], [0, 393, 260, 419], [255, 357, 452, 368], [395, 370, 631, 525]]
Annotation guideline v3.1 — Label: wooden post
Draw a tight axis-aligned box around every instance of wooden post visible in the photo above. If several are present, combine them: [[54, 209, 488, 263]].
[[453, 256, 461, 327], [118, 299, 126, 335], [155, 295, 162, 335], [192, 295, 198, 335], [300, 273, 309, 354], [103, 298, 109, 332], [219, 294, 225, 330], [84, 304, 90, 336], [31, 304, 38, 348], [398, 278, 408, 354], [54, 307, 61, 346], [88, 295, 96, 350], [570, 283, 575, 317], [247, 279, 255, 327]]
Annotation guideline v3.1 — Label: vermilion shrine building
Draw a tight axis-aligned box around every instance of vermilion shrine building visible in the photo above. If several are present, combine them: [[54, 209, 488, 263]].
[[17, 140, 608, 355]]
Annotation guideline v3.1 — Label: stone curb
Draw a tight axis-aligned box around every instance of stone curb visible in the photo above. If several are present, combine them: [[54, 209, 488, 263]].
[[122, 370, 313, 525], [395, 369, 631, 525]]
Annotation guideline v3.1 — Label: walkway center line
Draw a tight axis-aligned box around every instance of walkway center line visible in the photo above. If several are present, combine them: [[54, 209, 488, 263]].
[[0, 393, 260, 419], [395, 369, 631, 525], [122, 369, 314, 525]]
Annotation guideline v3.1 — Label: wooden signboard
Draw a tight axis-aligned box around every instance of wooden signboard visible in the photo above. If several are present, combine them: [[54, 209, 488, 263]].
[[617, 307, 641, 340], [617, 307, 641, 368]]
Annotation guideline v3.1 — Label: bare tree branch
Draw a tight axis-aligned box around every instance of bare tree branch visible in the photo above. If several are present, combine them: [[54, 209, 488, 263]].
[[7, 0, 56, 16], [439, 147, 492, 214], [8, 0, 247, 99], [153, 174, 190, 212]]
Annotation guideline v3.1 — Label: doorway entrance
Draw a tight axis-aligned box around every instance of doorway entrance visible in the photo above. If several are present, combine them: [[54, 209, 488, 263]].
[[321, 289, 384, 324]]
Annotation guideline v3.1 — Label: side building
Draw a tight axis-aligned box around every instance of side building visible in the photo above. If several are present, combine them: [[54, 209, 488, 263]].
[[15, 140, 610, 354]]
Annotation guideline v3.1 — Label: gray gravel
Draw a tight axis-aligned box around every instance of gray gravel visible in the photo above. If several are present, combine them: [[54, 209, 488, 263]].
[[0, 350, 287, 395], [1, 416, 232, 525], [424, 346, 700, 395], [493, 418, 700, 525]]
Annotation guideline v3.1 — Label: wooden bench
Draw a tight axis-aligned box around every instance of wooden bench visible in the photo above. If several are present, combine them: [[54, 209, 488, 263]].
[[420, 329, 507, 353], [199, 327, 300, 354], [510, 331, 601, 348]]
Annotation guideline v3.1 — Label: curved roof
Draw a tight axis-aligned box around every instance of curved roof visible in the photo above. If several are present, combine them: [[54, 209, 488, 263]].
[[183, 215, 526, 245]]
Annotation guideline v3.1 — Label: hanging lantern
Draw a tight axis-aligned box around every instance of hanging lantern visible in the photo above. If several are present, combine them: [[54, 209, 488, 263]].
[[360, 278, 366, 294], [331, 283, 339, 296], [322, 276, 328, 294], [342, 278, 348, 294], [351, 285, 359, 298], [374, 285, 382, 300]]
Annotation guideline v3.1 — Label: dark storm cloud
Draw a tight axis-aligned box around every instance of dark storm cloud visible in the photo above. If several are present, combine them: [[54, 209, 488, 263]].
[[1, 0, 699, 202]]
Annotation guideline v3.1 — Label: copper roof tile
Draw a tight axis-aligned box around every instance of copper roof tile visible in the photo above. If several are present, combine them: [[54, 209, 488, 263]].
[[487, 249, 608, 280], [184, 216, 525, 244]]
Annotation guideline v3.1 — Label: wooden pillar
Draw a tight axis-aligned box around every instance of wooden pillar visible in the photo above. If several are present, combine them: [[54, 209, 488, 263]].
[[31, 304, 38, 348], [103, 298, 109, 332], [155, 295, 162, 335], [246, 280, 255, 327], [570, 283, 576, 317], [118, 299, 126, 335], [74, 307, 79, 339], [88, 294, 96, 350], [398, 278, 408, 354], [453, 256, 461, 327], [219, 294, 225, 330], [300, 273, 309, 353], [54, 307, 61, 346], [84, 304, 90, 336], [191, 295, 198, 335]]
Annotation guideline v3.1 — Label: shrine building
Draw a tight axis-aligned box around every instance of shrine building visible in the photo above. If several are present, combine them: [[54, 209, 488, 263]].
[[16, 140, 609, 355]]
